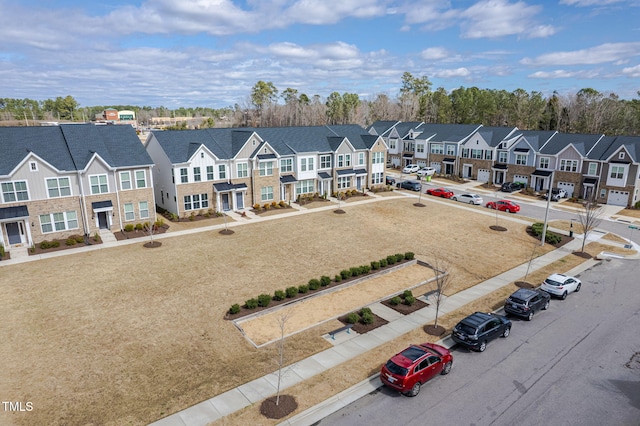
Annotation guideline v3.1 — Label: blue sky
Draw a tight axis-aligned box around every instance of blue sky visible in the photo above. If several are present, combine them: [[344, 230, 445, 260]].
[[1, 0, 639, 109]]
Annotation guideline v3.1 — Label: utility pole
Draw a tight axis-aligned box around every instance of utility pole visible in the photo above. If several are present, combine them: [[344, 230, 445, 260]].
[[540, 172, 554, 247]]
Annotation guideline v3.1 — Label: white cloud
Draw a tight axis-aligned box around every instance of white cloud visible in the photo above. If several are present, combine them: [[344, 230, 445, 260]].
[[420, 47, 450, 60], [621, 64, 640, 77], [460, 0, 555, 39], [521, 42, 640, 66], [433, 67, 471, 78], [529, 69, 602, 79], [560, 0, 624, 6]]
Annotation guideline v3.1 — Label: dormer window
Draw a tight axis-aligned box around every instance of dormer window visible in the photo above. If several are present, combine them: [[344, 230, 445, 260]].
[[619, 152, 625, 159], [263, 148, 268, 154], [30, 161, 37, 171], [252, 140, 256, 146], [201, 152, 204, 158]]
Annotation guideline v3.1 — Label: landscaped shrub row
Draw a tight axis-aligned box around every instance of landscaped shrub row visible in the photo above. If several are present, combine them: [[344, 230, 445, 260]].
[[388, 290, 416, 306], [531, 222, 562, 244], [345, 307, 375, 325], [228, 252, 416, 315], [123, 220, 165, 233]]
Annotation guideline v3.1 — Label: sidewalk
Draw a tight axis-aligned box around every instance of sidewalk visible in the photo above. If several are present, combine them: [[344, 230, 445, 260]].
[[149, 233, 609, 426]]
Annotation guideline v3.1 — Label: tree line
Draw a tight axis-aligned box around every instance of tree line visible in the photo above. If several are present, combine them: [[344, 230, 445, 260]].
[[2, 73, 639, 135]]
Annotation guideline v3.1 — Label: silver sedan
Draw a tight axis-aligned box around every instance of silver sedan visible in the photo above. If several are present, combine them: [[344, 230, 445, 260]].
[[452, 193, 483, 205]]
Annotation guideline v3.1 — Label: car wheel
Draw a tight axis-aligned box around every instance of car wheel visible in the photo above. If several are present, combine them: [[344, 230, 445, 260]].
[[527, 312, 534, 321], [469, 201, 474, 205], [502, 327, 511, 337], [543, 300, 550, 310], [441, 361, 452, 375], [561, 291, 568, 300], [575, 283, 581, 292], [406, 382, 421, 397], [478, 341, 487, 352], [453, 197, 457, 201], [505, 208, 511, 213]]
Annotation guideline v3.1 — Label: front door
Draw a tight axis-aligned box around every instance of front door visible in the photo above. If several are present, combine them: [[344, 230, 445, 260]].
[[445, 163, 454, 175], [98, 211, 109, 229], [494, 171, 505, 185], [356, 176, 362, 190], [463, 165, 472, 178], [221, 193, 230, 211], [235, 192, 244, 210], [6, 222, 21, 244]]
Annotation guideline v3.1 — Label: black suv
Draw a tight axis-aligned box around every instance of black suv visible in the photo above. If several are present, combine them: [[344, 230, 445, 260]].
[[385, 175, 396, 185], [504, 288, 550, 321], [500, 182, 525, 192], [451, 312, 511, 352]]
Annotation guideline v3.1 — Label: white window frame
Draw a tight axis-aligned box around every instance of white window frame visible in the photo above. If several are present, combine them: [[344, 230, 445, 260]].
[[30, 161, 38, 171], [295, 179, 314, 196], [123, 203, 135, 221], [46, 177, 71, 198], [357, 152, 365, 165], [372, 152, 384, 164], [498, 151, 508, 163], [344, 154, 351, 167], [515, 154, 527, 165], [337, 176, 350, 189], [119, 171, 132, 190], [337, 154, 344, 168], [320, 155, 331, 169], [560, 159, 578, 172], [139, 201, 149, 219], [206, 165, 214, 180], [218, 164, 226, 179], [539, 157, 550, 169], [39, 211, 78, 233], [371, 172, 383, 185], [237, 162, 248, 178], [259, 161, 273, 176], [280, 158, 293, 173], [135, 170, 147, 188], [180, 168, 188, 183], [446, 145, 456, 156], [610, 165, 624, 179], [416, 144, 424, 153], [431, 144, 443, 154], [471, 149, 483, 159], [89, 174, 109, 194], [193, 167, 201, 182], [261, 186, 274, 201], [588, 162, 597, 175]]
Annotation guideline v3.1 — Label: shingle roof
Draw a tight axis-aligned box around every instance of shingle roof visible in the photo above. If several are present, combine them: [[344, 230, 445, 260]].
[[418, 123, 482, 142], [0, 125, 152, 175], [474, 126, 518, 147], [592, 135, 640, 162], [366, 120, 400, 136], [539, 132, 604, 156], [512, 130, 557, 151]]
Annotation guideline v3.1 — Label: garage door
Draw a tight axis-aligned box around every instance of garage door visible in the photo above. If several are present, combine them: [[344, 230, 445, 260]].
[[430, 162, 441, 173], [557, 182, 575, 197], [607, 190, 629, 207], [513, 175, 528, 186], [416, 160, 426, 167], [477, 169, 490, 183]]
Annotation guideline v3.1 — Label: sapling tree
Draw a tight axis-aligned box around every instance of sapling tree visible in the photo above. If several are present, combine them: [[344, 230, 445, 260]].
[[576, 199, 603, 253], [430, 256, 452, 331]]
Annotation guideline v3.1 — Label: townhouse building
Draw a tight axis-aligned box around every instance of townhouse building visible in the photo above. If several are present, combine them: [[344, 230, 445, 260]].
[[0, 124, 155, 250], [370, 120, 640, 208], [144, 125, 387, 217]]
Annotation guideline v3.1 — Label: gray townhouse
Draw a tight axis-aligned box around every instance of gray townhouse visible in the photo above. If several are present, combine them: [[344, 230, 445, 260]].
[[144, 125, 387, 217], [0, 124, 155, 251]]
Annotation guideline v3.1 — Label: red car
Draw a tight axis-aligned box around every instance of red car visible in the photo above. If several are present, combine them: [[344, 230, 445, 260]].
[[486, 199, 520, 213], [380, 342, 453, 397], [426, 187, 454, 198]]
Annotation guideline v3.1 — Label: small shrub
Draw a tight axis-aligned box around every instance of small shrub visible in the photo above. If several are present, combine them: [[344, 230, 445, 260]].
[[404, 251, 415, 260], [253, 203, 261, 210], [359, 264, 371, 274], [634, 200, 640, 209], [360, 307, 373, 316], [93, 232, 100, 242], [263, 203, 271, 210], [124, 224, 135, 232], [403, 290, 414, 299], [285, 286, 298, 298], [320, 276, 331, 286], [229, 304, 240, 315], [346, 312, 360, 324], [389, 296, 402, 306], [271, 201, 277, 208], [245, 298, 258, 309], [371, 260, 380, 270], [349, 266, 360, 277], [395, 253, 405, 262], [340, 269, 352, 279], [74, 235, 84, 243], [403, 295, 416, 306], [308, 278, 321, 290], [51, 241, 60, 248], [0, 244, 5, 258], [257, 294, 272, 307], [334, 274, 342, 282], [379, 258, 388, 268], [386, 255, 397, 265], [135, 223, 144, 231], [188, 213, 195, 221], [279, 200, 287, 208], [298, 284, 309, 294], [360, 311, 374, 324], [65, 238, 77, 246], [273, 290, 286, 301]]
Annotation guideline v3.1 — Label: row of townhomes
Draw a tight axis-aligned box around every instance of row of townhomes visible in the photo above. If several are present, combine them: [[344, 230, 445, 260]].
[[0, 124, 155, 250], [368, 121, 640, 208], [1, 124, 388, 249]]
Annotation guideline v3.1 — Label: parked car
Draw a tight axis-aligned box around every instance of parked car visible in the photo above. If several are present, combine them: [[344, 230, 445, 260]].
[[400, 180, 421, 191], [485, 199, 520, 213], [385, 175, 396, 186], [500, 182, 525, 192], [451, 312, 511, 352], [541, 273, 582, 300], [542, 187, 568, 201], [402, 164, 421, 174], [453, 193, 483, 205], [380, 342, 453, 397], [426, 187, 454, 198], [416, 167, 436, 177], [504, 288, 550, 321]]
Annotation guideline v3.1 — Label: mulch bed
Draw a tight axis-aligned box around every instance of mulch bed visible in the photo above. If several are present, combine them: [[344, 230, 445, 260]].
[[490, 225, 507, 231], [380, 298, 428, 315], [29, 236, 103, 256], [252, 205, 294, 215], [424, 324, 446, 336], [114, 226, 168, 241], [224, 259, 413, 320], [525, 226, 573, 248], [0, 252, 11, 261], [572, 251, 592, 259], [337, 312, 389, 334], [260, 394, 298, 419], [143, 241, 162, 248]]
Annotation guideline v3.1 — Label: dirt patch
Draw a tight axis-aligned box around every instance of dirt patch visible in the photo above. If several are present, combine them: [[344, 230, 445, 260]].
[[260, 394, 298, 419], [337, 312, 389, 334]]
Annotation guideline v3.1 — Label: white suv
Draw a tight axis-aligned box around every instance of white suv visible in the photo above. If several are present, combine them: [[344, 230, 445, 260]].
[[416, 167, 436, 177], [541, 273, 581, 300]]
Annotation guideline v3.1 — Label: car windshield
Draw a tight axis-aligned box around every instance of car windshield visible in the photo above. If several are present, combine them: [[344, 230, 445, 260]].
[[385, 360, 408, 376], [545, 278, 563, 286], [456, 323, 476, 335]]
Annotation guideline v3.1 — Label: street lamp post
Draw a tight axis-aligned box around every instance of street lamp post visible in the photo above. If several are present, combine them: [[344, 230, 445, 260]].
[[540, 172, 554, 247]]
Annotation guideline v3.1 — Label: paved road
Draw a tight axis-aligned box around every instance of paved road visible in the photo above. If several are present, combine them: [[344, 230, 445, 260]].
[[321, 259, 640, 426]]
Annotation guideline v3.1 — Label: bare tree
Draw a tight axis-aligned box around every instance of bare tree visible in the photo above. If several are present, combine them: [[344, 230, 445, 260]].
[[273, 311, 292, 405], [576, 200, 604, 253], [427, 256, 452, 334]]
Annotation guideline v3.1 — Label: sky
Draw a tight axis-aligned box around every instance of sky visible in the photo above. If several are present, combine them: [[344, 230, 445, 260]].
[[1, 0, 639, 109]]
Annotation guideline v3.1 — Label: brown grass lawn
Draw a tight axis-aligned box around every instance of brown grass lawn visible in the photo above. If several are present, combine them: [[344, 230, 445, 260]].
[[1, 197, 574, 425]]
